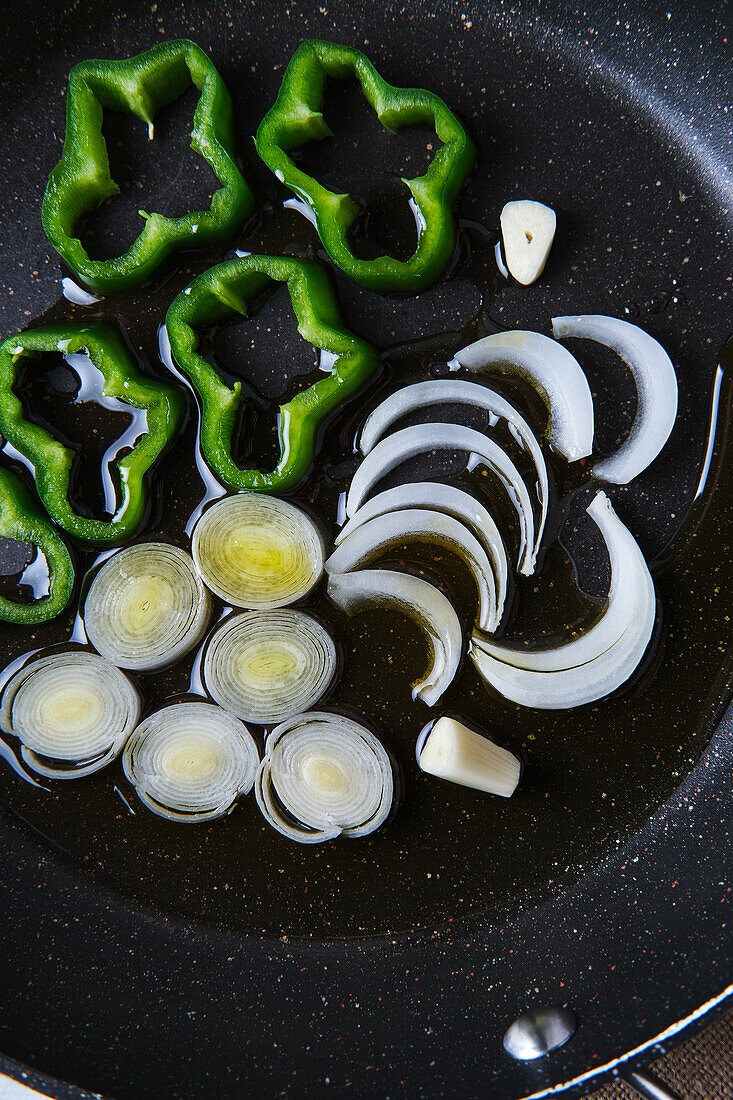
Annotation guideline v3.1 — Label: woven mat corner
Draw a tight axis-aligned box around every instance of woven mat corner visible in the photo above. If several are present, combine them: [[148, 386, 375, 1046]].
[[587, 1009, 733, 1100]]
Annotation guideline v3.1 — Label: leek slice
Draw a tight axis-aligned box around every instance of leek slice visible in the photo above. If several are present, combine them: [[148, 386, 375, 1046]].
[[123, 700, 259, 822], [84, 542, 211, 672], [0, 650, 140, 778], [255, 710, 394, 844], [191, 492, 324, 608], [203, 609, 337, 723]]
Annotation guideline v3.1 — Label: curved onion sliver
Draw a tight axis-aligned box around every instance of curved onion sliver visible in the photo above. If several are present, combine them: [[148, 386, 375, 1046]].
[[470, 495, 656, 708], [473, 491, 653, 671], [358, 378, 548, 562], [84, 542, 212, 672], [255, 710, 394, 844], [123, 700, 259, 822], [451, 331, 594, 462], [1, 651, 141, 779], [203, 609, 337, 724], [345, 423, 537, 575], [336, 481, 508, 628], [552, 314, 678, 484], [326, 507, 498, 633], [327, 568, 462, 706]]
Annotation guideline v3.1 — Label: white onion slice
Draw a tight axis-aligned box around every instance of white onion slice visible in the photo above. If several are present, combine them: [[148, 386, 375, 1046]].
[[123, 700, 259, 822], [255, 710, 394, 844], [203, 609, 337, 723], [470, 494, 656, 708], [358, 378, 548, 565], [452, 331, 594, 462], [0, 651, 141, 779], [191, 493, 325, 608], [327, 569, 462, 706], [473, 491, 651, 671], [552, 314, 678, 484], [84, 543, 212, 672], [326, 507, 498, 633], [345, 423, 537, 575], [336, 481, 509, 627]]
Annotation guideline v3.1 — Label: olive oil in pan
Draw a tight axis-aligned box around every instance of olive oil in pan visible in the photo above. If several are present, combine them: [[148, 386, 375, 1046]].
[[0, 162, 730, 938]]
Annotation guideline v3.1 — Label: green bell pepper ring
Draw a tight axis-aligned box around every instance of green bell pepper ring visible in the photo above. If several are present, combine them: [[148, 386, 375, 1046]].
[[0, 323, 186, 546], [0, 466, 74, 625], [165, 253, 378, 492], [42, 39, 255, 295], [255, 39, 476, 294]]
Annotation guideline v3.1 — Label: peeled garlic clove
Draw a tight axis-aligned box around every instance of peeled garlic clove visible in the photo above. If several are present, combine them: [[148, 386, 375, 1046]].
[[416, 716, 521, 797], [500, 200, 556, 285]]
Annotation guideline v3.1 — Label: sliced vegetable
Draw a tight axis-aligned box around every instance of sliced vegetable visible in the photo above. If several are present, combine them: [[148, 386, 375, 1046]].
[[452, 331, 594, 463], [165, 253, 378, 493], [123, 700, 259, 822], [499, 200, 556, 285], [42, 39, 254, 294], [191, 493, 324, 608], [474, 491, 651, 670], [326, 508, 497, 632], [327, 569, 462, 706], [345, 423, 537, 576], [203, 609, 337, 723], [358, 378, 548, 563], [335, 481, 508, 627], [0, 322, 186, 546], [255, 710, 394, 844], [470, 495, 657, 709], [83, 542, 211, 672], [0, 466, 74, 625], [255, 39, 475, 293], [416, 716, 521, 796], [0, 650, 140, 779], [552, 314, 678, 484]]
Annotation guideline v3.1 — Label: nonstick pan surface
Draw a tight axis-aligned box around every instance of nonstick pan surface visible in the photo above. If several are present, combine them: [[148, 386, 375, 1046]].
[[0, 1, 731, 1097]]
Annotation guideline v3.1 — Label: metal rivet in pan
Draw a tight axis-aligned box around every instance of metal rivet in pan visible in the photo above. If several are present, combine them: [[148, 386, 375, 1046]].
[[502, 1007, 577, 1061]]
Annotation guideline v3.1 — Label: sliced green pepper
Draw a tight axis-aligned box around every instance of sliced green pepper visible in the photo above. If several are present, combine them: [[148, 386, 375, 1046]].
[[42, 39, 255, 295], [255, 40, 475, 294], [0, 466, 74, 625], [165, 253, 378, 491], [0, 323, 186, 546]]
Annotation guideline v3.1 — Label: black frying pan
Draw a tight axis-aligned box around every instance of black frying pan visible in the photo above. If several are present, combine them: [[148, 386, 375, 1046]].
[[0, 1, 731, 1097]]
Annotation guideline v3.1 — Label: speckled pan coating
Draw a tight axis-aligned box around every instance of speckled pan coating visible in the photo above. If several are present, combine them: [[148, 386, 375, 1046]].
[[0, 1, 730, 1099]]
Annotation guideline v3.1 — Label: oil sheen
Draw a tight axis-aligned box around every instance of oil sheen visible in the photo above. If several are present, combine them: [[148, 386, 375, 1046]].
[[0, 184, 730, 941]]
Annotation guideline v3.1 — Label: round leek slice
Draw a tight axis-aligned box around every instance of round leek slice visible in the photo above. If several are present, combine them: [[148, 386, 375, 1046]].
[[203, 609, 337, 724], [122, 700, 259, 822], [84, 542, 212, 672], [255, 711, 394, 844], [0, 650, 140, 779], [191, 493, 325, 608]]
